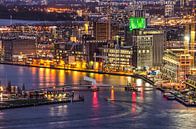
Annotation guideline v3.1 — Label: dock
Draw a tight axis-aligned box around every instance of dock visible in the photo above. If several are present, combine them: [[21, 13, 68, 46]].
[[0, 97, 84, 110], [156, 86, 196, 107]]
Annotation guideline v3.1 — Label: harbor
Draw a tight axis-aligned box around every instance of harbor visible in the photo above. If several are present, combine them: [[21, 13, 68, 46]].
[[0, 0, 195, 128], [0, 83, 85, 110], [1, 72, 196, 110], [0, 98, 83, 110], [156, 86, 196, 107], [0, 64, 195, 129]]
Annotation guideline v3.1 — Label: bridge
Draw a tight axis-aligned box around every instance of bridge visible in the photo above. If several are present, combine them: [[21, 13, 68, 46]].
[[28, 76, 154, 93]]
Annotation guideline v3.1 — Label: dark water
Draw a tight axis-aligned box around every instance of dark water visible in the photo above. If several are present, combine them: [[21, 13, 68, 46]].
[[0, 64, 196, 129]]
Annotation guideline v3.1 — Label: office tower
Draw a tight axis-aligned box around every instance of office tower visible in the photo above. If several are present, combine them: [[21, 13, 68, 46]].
[[132, 29, 165, 68]]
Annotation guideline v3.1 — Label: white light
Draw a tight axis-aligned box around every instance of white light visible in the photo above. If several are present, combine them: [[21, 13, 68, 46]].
[[136, 79, 143, 86], [184, 35, 190, 42]]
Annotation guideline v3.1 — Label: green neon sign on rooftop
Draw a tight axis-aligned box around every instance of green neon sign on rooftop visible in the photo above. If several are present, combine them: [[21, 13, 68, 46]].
[[129, 17, 146, 31]]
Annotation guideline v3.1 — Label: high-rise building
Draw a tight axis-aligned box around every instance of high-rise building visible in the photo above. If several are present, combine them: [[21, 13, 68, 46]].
[[93, 21, 119, 41], [132, 29, 165, 69]]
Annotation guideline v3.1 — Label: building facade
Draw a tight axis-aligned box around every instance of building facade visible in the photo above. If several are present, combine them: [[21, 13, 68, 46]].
[[54, 42, 85, 68], [93, 21, 119, 41], [1, 37, 36, 62], [161, 49, 193, 82], [99, 46, 133, 72], [132, 29, 165, 69]]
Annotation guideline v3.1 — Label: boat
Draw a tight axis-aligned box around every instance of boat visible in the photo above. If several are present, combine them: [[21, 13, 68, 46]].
[[163, 92, 171, 97], [166, 95, 175, 100], [163, 93, 175, 100]]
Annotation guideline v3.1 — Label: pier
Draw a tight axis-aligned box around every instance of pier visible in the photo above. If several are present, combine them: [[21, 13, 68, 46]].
[[0, 98, 84, 110]]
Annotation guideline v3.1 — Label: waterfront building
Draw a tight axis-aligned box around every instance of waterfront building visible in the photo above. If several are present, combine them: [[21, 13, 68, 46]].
[[82, 34, 133, 71], [82, 35, 107, 64], [54, 42, 85, 68], [131, 29, 165, 69], [161, 49, 193, 82], [1, 37, 36, 62], [99, 46, 133, 72]]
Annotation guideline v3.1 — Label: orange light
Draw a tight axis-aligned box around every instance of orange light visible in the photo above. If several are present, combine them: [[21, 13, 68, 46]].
[[110, 89, 114, 100]]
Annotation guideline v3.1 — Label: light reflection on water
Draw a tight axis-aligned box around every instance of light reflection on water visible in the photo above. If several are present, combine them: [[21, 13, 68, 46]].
[[136, 79, 143, 86], [110, 89, 115, 100], [131, 92, 137, 113], [92, 92, 99, 109], [0, 64, 196, 129], [50, 105, 68, 117], [58, 70, 65, 85], [0, 64, 128, 89]]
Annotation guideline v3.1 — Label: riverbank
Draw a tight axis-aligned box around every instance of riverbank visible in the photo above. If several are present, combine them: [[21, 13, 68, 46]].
[[0, 62, 136, 77], [0, 62, 157, 86]]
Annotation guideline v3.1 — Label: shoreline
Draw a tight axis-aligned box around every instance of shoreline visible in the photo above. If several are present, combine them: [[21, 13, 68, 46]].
[[0, 62, 135, 76], [0, 62, 155, 85]]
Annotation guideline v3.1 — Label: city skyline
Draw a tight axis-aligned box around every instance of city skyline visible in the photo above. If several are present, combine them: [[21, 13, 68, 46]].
[[0, 0, 195, 128]]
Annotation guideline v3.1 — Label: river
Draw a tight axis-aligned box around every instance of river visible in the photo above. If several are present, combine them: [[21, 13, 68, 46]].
[[0, 64, 195, 129]]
